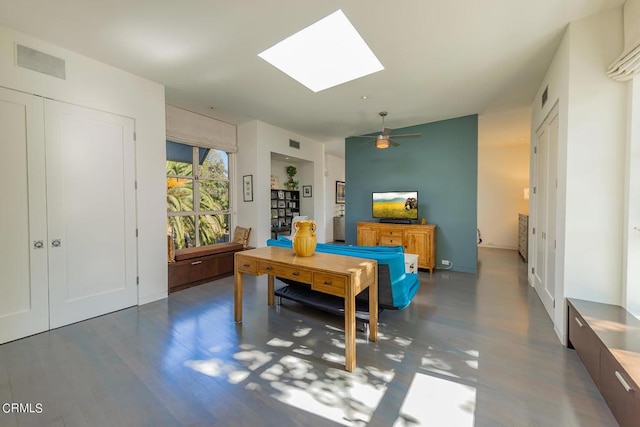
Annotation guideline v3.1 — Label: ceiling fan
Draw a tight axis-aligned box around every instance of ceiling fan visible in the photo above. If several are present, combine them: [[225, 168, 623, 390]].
[[351, 111, 421, 149]]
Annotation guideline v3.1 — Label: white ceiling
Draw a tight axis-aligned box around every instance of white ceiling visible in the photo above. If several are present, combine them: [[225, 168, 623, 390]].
[[0, 0, 624, 157]]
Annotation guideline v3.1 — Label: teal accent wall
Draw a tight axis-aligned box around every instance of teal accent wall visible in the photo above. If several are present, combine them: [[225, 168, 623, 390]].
[[345, 115, 478, 273]]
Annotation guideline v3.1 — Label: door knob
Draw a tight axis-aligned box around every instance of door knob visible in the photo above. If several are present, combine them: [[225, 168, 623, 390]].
[[51, 239, 61, 248], [33, 240, 44, 249]]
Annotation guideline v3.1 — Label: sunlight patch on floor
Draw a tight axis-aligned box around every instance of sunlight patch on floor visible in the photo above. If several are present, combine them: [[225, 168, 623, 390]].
[[184, 329, 396, 426], [420, 346, 479, 382], [267, 337, 294, 347], [394, 373, 476, 427], [293, 326, 312, 337], [265, 357, 393, 426]]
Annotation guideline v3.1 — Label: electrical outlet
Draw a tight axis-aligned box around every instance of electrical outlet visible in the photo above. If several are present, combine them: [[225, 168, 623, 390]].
[[442, 259, 451, 266]]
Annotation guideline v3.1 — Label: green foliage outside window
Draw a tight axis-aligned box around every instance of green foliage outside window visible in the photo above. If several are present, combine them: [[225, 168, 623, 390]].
[[167, 144, 230, 249]]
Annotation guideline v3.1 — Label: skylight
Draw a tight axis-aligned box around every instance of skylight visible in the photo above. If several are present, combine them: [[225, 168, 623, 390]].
[[258, 9, 384, 92]]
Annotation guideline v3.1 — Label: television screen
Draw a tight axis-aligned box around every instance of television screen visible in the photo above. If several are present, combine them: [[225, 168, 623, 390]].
[[372, 191, 418, 220]]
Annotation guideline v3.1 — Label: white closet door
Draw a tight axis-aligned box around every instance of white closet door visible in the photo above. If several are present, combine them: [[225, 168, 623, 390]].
[[533, 106, 558, 321], [0, 88, 49, 343], [45, 100, 137, 328], [533, 125, 548, 298]]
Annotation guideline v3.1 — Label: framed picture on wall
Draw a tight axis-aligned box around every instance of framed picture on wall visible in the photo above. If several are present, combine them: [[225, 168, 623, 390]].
[[303, 185, 312, 198], [243, 175, 253, 202], [336, 181, 345, 204]]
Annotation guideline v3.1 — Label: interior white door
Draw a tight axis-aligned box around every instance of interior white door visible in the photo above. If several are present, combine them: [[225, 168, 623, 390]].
[[45, 100, 137, 328], [0, 88, 49, 344], [533, 106, 558, 320], [544, 115, 558, 312], [533, 126, 548, 296]]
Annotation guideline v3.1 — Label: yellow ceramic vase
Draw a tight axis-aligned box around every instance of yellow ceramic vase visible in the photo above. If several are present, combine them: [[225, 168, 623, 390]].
[[292, 220, 317, 257]]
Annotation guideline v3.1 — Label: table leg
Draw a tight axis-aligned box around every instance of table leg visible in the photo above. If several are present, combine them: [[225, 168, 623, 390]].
[[369, 269, 378, 342], [234, 270, 243, 323], [344, 287, 356, 372], [267, 274, 274, 306]]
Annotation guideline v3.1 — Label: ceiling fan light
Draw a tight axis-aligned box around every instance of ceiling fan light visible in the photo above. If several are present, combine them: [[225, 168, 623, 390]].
[[375, 137, 390, 149]]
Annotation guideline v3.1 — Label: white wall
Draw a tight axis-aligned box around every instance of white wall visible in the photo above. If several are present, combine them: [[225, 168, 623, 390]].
[[270, 158, 290, 191], [236, 121, 259, 247], [531, 6, 627, 341], [0, 25, 167, 305], [324, 153, 346, 242], [237, 121, 326, 247], [563, 8, 626, 304], [623, 76, 640, 316], [477, 144, 529, 249]]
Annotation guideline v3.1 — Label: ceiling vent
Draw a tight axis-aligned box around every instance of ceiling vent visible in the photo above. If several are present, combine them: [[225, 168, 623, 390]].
[[289, 139, 300, 149], [16, 44, 66, 80]]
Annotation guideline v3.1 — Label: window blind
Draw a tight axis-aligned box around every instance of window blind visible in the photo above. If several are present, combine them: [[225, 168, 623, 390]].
[[608, 0, 640, 81], [166, 105, 237, 153]]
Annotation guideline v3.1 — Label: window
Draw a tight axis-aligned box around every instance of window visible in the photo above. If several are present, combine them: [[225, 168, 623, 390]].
[[167, 141, 231, 250]]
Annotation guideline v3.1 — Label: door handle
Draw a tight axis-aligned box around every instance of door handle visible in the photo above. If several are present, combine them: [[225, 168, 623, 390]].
[[190, 261, 202, 265], [574, 317, 584, 328], [33, 240, 44, 249], [51, 239, 61, 248], [615, 371, 633, 392]]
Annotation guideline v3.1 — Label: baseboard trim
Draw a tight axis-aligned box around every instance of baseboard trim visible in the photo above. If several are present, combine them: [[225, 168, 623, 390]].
[[480, 243, 518, 250], [139, 291, 168, 306]]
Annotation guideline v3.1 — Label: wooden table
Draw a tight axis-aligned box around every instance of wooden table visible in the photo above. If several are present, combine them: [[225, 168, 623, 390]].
[[234, 246, 378, 372]]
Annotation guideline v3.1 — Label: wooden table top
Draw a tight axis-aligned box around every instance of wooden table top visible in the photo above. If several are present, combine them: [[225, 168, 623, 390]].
[[237, 246, 377, 276]]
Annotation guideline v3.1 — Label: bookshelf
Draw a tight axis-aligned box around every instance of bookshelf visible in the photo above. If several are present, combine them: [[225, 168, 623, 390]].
[[270, 190, 300, 230]]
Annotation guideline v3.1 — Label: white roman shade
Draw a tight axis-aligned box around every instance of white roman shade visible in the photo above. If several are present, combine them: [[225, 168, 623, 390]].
[[608, 0, 640, 81], [166, 105, 237, 153]]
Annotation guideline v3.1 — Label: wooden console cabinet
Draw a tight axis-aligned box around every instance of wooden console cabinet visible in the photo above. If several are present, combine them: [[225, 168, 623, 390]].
[[567, 298, 640, 427], [357, 222, 436, 273]]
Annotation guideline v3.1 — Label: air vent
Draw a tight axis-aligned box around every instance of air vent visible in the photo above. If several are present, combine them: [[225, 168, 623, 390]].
[[16, 44, 66, 79], [289, 139, 300, 149]]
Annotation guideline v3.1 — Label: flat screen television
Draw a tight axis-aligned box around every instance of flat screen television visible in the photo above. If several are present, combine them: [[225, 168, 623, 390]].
[[372, 191, 418, 222]]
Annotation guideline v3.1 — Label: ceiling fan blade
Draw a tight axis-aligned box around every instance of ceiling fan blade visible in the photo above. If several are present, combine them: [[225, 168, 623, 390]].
[[349, 135, 377, 139], [382, 127, 392, 137], [390, 133, 421, 139], [389, 139, 401, 147], [359, 139, 375, 146]]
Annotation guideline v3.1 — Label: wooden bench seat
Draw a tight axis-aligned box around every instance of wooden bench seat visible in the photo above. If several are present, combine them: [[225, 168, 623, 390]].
[[174, 242, 244, 261], [567, 298, 640, 427], [168, 242, 245, 293]]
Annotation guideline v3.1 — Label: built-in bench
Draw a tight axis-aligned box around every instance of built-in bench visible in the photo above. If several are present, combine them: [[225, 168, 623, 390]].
[[567, 298, 640, 427], [168, 242, 246, 293]]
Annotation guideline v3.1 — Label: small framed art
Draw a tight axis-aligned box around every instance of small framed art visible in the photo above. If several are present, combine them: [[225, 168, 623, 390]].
[[243, 175, 253, 202], [336, 181, 345, 204], [303, 185, 312, 198]]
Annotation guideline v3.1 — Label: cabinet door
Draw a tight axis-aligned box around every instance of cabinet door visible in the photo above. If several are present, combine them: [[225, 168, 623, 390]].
[[45, 100, 137, 329], [567, 304, 600, 386], [0, 88, 49, 344], [405, 230, 430, 267], [358, 227, 378, 246], [599, 349, 640, 427]]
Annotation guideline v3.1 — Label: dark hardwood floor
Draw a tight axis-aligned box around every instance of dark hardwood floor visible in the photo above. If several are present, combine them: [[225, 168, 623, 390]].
[[0, 248, 617, 426]]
